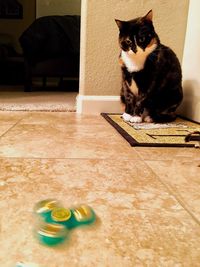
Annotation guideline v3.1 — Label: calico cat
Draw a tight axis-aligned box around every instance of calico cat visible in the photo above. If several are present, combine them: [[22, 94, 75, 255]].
[[115, 10, 183, 123]]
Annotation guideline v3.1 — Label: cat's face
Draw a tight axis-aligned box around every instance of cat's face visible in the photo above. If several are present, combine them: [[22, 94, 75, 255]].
[[115, 10, 159, 53]]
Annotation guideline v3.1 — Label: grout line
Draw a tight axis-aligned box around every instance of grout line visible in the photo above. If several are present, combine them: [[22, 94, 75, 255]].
[[0, 117, 25, 138], [145, 160, 200, 227]]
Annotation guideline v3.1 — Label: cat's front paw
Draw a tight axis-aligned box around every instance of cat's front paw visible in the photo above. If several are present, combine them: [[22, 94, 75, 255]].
[[130, 116, 142, 123], [143, 115, 153, 123], [122, 112, 132, 122]]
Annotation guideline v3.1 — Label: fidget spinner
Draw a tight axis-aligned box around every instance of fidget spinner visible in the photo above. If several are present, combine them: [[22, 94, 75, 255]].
[[34, 199, 96, 246]]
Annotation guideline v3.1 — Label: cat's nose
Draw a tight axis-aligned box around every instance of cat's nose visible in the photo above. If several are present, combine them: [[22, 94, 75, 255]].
[[125, 39, 132, 45]]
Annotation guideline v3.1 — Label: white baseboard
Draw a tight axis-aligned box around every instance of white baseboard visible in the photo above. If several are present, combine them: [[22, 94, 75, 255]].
[[76, 95, 122, 114]]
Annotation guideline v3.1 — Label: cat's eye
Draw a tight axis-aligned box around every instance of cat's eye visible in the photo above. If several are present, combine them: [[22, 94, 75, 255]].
[[138, 36, 145, 43]]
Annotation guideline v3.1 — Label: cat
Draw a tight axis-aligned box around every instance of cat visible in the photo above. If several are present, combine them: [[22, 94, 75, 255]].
[[115, 10, 183, 123]]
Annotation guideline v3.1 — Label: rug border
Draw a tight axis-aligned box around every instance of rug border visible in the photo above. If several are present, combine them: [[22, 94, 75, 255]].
[[101, 113, 196, 147]]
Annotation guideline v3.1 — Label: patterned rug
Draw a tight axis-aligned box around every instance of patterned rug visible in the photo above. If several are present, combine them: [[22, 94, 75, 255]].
[[101, 113, 200, 147]]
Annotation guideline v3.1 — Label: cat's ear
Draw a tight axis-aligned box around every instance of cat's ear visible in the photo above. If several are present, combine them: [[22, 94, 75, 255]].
[[143, 10, 153, 22], [115, 19, 125, 30]]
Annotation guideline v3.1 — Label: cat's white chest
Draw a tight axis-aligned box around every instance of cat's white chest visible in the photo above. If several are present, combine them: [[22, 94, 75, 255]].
[[121, 50, 143, 72], [121, 44, 157, 73]]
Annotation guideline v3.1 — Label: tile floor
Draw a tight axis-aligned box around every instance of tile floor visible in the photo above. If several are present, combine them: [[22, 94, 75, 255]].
[[0, 111, 200, 267]]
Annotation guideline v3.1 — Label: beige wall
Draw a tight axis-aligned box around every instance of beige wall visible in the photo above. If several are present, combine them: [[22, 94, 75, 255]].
[[179, 0, 200, 122], [0, 0, 35, 53], [80, 0, 189, 96], [36, 0, 81, 18]]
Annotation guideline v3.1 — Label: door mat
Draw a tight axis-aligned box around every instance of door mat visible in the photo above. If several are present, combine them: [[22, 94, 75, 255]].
[[101, 113, 200, 147]]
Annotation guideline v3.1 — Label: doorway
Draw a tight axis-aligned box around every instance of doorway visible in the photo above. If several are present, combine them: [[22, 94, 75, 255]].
[[0, 0, 81, 112]]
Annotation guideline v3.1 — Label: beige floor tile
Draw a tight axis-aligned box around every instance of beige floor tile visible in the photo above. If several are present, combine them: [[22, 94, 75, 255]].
[[19, 112, 107, 125], [0, 111, 26, 124], [176, 147, 200, 160], [0, 123, 136, 159], [146, 160, 200, 223], [0, 125, 14, 136], [1, 111, 200, 267], [0, 159, 200, 267], [135, 147, 200, 160]]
